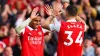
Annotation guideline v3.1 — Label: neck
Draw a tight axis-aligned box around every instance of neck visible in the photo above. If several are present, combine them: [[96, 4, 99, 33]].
[[29, 23, 35, 29], [66, 16, 76, 21]]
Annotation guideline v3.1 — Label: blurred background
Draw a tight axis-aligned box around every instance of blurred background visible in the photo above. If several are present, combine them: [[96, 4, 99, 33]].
[[0, 0, 100, 56]]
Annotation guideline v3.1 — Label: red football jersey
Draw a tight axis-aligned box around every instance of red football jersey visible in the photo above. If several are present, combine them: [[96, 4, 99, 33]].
[[2, 37, 16, 46], [21, 26, 44, 56], [57, 22, 84, 56]]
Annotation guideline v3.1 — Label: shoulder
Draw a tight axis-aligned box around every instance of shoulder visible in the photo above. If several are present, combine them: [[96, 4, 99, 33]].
[[77, 21, 85, 25], [61, 21, 69, 26]]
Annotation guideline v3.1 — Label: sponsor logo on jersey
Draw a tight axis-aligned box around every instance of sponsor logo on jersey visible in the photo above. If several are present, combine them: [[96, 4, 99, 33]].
[[38, 31, 42, 36], [28, 36, 42, 44]]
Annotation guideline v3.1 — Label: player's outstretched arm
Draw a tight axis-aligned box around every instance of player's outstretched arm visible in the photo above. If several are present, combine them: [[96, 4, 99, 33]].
[[15, 7, 39, 34], [42, 5, 55, 30], [42, 5, 61, 30], [76, 16, 86, 24], [76, 16, 88, 31]]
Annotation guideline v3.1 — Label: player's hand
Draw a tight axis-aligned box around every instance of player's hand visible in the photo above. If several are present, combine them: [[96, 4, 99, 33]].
[[45, 5, 54, 16], [53, 3, 62, 16], [45, 4, 62, 16], [30, 7, 39, 19]]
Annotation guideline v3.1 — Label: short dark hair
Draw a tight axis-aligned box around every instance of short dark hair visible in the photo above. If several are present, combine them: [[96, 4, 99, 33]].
[[66, 5, 77, 16]]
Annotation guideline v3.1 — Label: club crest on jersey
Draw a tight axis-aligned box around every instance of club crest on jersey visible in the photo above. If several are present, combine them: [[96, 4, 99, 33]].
[[38, 31, 42, 36]]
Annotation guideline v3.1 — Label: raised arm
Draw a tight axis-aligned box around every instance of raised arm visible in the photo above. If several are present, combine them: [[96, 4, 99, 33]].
[[76, 16, 86, 24], [42, 5, 55, 30], [42, 16, 54, 30], [76, 16, 88, 31], [15, 7, 39, 34], [42, 5, 61, 30]]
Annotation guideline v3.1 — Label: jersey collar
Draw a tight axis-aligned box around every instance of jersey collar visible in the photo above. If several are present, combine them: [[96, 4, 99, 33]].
[[66, 19, 76, 22], [27, 26, 37, 30]]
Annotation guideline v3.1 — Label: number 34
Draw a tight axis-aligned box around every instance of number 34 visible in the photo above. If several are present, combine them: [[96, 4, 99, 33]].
[[64, 31, 83, 46]]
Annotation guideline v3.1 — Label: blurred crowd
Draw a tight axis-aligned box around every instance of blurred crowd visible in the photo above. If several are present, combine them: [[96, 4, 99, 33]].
[[0, 0, 100, 56]]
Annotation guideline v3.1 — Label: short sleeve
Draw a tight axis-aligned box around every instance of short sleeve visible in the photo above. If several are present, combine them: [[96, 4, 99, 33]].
[[49, 22, 61, 32], [49, 18, 61, 32]]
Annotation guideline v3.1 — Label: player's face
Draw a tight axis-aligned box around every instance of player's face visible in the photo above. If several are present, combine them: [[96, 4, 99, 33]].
[[30, 17, 41, 29]]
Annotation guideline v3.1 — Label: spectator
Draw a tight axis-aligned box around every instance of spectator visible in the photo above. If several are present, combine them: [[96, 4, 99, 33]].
[[15, 9, 27, 27], [7, 0, 26, 14], [44, 32, 58, 56], [94, 20, 100, 30], [0, 41, 6, 56], [96, 0, 100, 20], [43, 0, 54, 5], [25, 0, 45, 17], [93, 30, 100, 46], [3, 47, 13, 56], [0, 0, 100, 56], [0, 25, 8, 38], [1, 27, 21, 56], [83, 37, 95, 56], [95, 46, 100, 56], [2, 27, 19, 46]]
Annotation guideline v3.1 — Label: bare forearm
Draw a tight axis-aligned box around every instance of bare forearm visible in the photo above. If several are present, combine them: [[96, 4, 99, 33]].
[[42, 16, 54, 30], [76, 16, 86, 24], [76, 16, 88, 31]]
